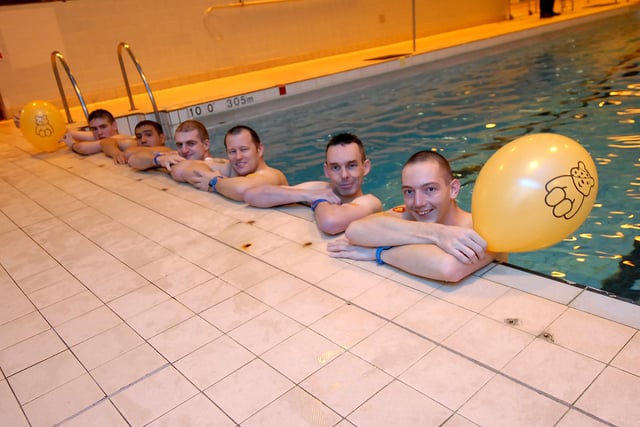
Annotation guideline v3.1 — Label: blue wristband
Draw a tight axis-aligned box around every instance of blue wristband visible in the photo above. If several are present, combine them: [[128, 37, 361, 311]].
[[310, 199, 329, 212], [152, 152, 163, 165], [208, 175, 224, 193], [375, 246, 393, 265]]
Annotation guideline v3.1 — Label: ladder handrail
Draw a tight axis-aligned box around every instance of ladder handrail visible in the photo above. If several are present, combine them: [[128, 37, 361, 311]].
[[50, 51, 89, 124], [117, 42, 161, 124]]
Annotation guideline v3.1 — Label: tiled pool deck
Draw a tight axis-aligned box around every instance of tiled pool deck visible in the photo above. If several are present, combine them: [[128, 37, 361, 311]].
[[1, 1, 639, 426]]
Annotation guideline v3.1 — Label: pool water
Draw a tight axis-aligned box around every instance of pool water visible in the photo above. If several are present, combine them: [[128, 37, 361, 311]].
[[209, 11, 640, 302]]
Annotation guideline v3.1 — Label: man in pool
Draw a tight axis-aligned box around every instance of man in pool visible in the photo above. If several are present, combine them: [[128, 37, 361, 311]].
[[62, 109, 136, 155], [327, 150, 501, 282], [101, 119, 167, 164], [128, 121, 287, 202], [128, 119, 212, 172], [244, 132, 382, 235]]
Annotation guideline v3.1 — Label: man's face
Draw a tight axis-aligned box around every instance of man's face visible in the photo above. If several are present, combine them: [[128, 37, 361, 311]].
[[135, 125, 165, 147], [324, 143, 370, 198], [225, 129, 263, 176], [175, 129, 210, 160], [89, 117, 118, 140], [401, 160, 459, 223]]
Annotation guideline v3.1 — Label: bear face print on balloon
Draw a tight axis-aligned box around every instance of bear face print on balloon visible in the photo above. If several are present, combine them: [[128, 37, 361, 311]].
[[472, 133, 598, 253], [545, 160, 596, 220]]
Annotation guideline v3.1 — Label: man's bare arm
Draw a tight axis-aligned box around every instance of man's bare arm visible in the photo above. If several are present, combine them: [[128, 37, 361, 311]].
[[314, 194, 382, 235], [378, 244, 497, 283], [345, 212, 487, 264], [100, 138, 127, 164], [244, 182, 339, 208], [189, 168, 287, 202], [327, 238, 497, 283], [127, 148, 174, 170]]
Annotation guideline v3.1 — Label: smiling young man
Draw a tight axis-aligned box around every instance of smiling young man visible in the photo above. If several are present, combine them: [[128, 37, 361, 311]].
[[185, 124, 288, 201], [327, 150, 500, 282], [155, 123, 288, 201], [126, 119, 208, 171], [244, 133, 382, 235]]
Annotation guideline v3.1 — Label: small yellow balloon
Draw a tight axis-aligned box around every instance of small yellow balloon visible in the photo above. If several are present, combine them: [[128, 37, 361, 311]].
[[19, 100, 66, 152], [472, 133, 598, 253]]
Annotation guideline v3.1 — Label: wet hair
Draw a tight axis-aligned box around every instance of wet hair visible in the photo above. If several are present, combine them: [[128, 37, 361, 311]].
[[224, 125, 261, 149], [175, 119, 209, 141], [325, 133, 366, 162], [88, 109, 115, 123], [134, 120, 163, 135], [404, 150, 453, 183]]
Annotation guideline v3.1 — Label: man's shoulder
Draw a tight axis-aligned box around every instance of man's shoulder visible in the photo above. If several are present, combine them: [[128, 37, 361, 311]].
[[350, 193, 382, 209], [257, 164, 288, 184]]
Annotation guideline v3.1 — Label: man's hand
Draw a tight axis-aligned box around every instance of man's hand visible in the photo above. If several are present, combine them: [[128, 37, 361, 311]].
[[62, 132, 76, 149], [188, 170, 221, 192], [156, 152, 185, 171], [326, 237, 376, 261], [435, 225, 487, 264], [307, 187, 342, 205], [112, 152, 127, 165]]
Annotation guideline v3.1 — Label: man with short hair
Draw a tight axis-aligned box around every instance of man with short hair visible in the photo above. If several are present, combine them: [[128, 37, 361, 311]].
[[63, 109, 136, 155], [129, 121, 287, 201], [244, 133, 382, 235], [327, 150, 501, 282], [127, 119, 212, 172], [101, 120, 167, 164], [184, 124, 288, 201]]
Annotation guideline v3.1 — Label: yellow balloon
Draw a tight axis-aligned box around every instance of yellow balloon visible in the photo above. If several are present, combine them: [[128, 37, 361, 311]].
[[472, 133, 598, 253], [19, 100, 66, 152]]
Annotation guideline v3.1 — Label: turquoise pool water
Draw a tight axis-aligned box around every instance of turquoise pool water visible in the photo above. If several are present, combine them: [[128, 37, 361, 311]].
[[209, 11, 640, 302]]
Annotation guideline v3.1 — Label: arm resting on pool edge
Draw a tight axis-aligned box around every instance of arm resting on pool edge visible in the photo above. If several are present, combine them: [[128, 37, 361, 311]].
[[100, 138, 128, 164], [326, 238, 499, 282], [313, 194, 382, 235], [127, 147, 175, 170], [244, 181, 340, 208], [187, 168, 288, 202], [345, 212, 488, 264], [377, 243, 498, 283]]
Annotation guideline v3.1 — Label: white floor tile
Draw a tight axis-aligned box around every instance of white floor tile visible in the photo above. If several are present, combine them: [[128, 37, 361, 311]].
[[174, 334, 255, 390], [443, 315, 534, 370], [459, 374, 567, 427], [205, 358, 294, 423], [110, 366, 199, 426], [575, 366, 640, 427], [348, 380, 452, 426], [243, 386, 341, 427], [310, 303, 387, 349], [502, 338, 605, 403], [300, 352, 392, 417]]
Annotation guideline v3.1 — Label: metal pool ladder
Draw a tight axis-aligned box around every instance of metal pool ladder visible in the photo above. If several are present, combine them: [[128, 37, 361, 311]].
[[117, 42, 161, 124], [51, 51, 89, 124]]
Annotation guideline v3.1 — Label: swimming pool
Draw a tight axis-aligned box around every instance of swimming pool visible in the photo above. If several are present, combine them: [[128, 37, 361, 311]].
[[208, 11, 640, 302]]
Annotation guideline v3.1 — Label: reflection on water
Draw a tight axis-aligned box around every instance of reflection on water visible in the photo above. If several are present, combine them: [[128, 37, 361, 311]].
[[209, 12, 640, 302]]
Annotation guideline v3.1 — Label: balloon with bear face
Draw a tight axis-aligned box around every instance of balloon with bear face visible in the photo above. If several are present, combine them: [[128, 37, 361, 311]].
[[472, 133, 598, 253], [19, 100, 66, 152]]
